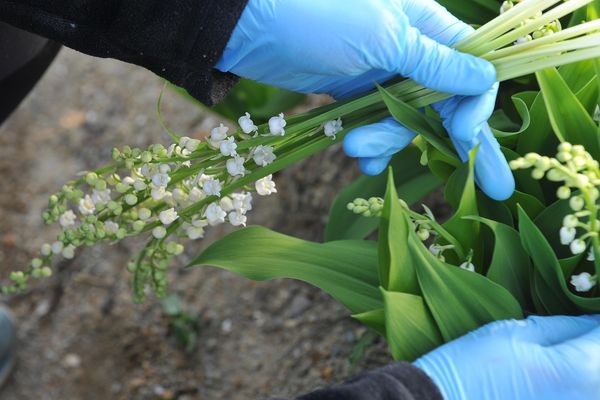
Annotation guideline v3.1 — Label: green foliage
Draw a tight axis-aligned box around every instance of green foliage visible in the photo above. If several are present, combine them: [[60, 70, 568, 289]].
[[191, 226, 382, 314], [325, 147, 441, 242]]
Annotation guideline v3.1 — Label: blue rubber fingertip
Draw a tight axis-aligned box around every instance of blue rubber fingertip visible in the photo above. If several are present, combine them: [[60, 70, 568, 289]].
[[359, 157, 391, 176], [474, 127, 515, 201]]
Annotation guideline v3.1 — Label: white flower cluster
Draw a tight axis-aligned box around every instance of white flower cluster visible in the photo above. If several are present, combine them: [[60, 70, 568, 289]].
[[511, 142, 599, 293], [15, 112, 286, 299]]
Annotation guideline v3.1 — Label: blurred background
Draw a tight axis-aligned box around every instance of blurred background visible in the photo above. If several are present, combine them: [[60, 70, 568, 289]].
[[0, 46, 395, 399]]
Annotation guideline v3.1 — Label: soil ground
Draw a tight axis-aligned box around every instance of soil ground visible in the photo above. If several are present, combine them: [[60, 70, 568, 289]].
[[0, 48, 401, 400]]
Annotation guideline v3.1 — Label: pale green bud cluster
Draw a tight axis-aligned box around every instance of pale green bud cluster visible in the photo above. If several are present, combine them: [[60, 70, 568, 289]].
[[347, 197, 385, 218]]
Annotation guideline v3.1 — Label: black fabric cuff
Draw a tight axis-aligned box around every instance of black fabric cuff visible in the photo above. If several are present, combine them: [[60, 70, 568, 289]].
[[297, 362, 443, 400], [0, 0, 249, 105]]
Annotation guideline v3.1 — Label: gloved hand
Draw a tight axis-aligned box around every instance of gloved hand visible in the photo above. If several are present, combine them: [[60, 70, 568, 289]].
[[415, 315, 600, 400], [216, 0, 515, 200]]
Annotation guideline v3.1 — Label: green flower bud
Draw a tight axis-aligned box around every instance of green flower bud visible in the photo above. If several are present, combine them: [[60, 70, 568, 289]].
[[95, 180, 107, 191], [531, 168, 545, 180], [116, 183, 130, 193], [112, 148, 121, 160], [31, 258, 43, 269], [133, 220, 145, 232], [569, 196, 584, 211], [141, 151, 153, 163], [556, 186, 571, 200], [125, 194, 138, 206], [85, 172, 98, 185]]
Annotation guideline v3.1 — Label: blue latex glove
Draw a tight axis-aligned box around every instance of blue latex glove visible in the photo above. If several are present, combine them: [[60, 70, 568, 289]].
[[216, 0, 515, 200], [415, 315, 600, 399]]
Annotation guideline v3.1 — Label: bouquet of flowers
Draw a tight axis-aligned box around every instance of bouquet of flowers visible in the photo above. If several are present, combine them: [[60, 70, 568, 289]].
[[4, 0, 600, 360]]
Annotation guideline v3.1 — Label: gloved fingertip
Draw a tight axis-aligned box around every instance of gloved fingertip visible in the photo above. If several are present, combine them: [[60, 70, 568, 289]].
[[359, 157, 392, 176], [343, 129, 366, 158], [457, 125, 514, 201]]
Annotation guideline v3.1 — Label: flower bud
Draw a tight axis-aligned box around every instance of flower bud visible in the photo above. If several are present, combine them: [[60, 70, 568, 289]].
[[556, 186, 571, 200], [569, 196, 584, 211]]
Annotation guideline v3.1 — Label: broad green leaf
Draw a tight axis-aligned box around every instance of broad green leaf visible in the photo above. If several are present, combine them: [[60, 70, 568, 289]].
[[379, 170, 419, 294], [504, 190, 545, 220], [476, 192, 514, 228], [325, 147, 441, 241], [408, 229, 523, 341], [518, 206, 600, 314], [353, 309, 386, 337], [466, 216, 533, 310], [377, 85, 459, 162], [516, 91, 557, 156], [382, 290, 443, 361], [191, 226, 382, 314], [536, 68, 600, 159], [490, 93, 532, 138], [441, 149, 480, 265]]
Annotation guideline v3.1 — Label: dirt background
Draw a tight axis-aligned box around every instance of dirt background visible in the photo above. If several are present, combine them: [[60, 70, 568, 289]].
[[0, 48, 400, 399]]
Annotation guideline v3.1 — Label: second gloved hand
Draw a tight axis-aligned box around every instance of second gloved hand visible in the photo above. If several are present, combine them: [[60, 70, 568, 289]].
[[216, 0, 515, 200], [415, 315, 600, 400]]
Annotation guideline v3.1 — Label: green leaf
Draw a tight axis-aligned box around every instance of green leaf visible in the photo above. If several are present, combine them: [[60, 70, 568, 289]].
[[490, 93, 532, 138], [191, 226, 382, 314], [516, 91, 557, 157], [379, 170, 419, 294], [385, 193, 523, 343], [325, 147, 441, 241], [382, 290, 443, 361], [536, 68, 600, 159], [504, 190, 545, 220], [408, 229, 523, 341], [377, 85, 459, 162], [518, 206, 600, 314], [441, 148, 480, 265], [353, 309, 386, 337], [466, 217, 533, 311]]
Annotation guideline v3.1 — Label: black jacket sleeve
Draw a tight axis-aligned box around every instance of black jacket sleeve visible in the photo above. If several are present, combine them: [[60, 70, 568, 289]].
[[0, 0, 249, 105], [295, 362, 443, 400]]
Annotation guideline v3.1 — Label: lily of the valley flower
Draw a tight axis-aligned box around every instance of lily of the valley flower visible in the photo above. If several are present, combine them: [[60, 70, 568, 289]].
[[323, 118, 343, 140], [219, 137, 238, 157], [78, 195, 96, 215], [252, 145, 276, 167], [560, 226, 576, 245], [255, 175, 277, 196], [459, 262, 476, 272], [238, 112, 258, 134], [204, 203, 227, 226], [570, 239, 587, 255], [59, 210, 77, 228], [228, 211, 247, 227], [202, 177, 222, 197], [268, 113, 287, 136], [226, 156, 246, 177], [159, 208, 179, 225], [570, 272, 597, 292], [209, 123, 229, 147]]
